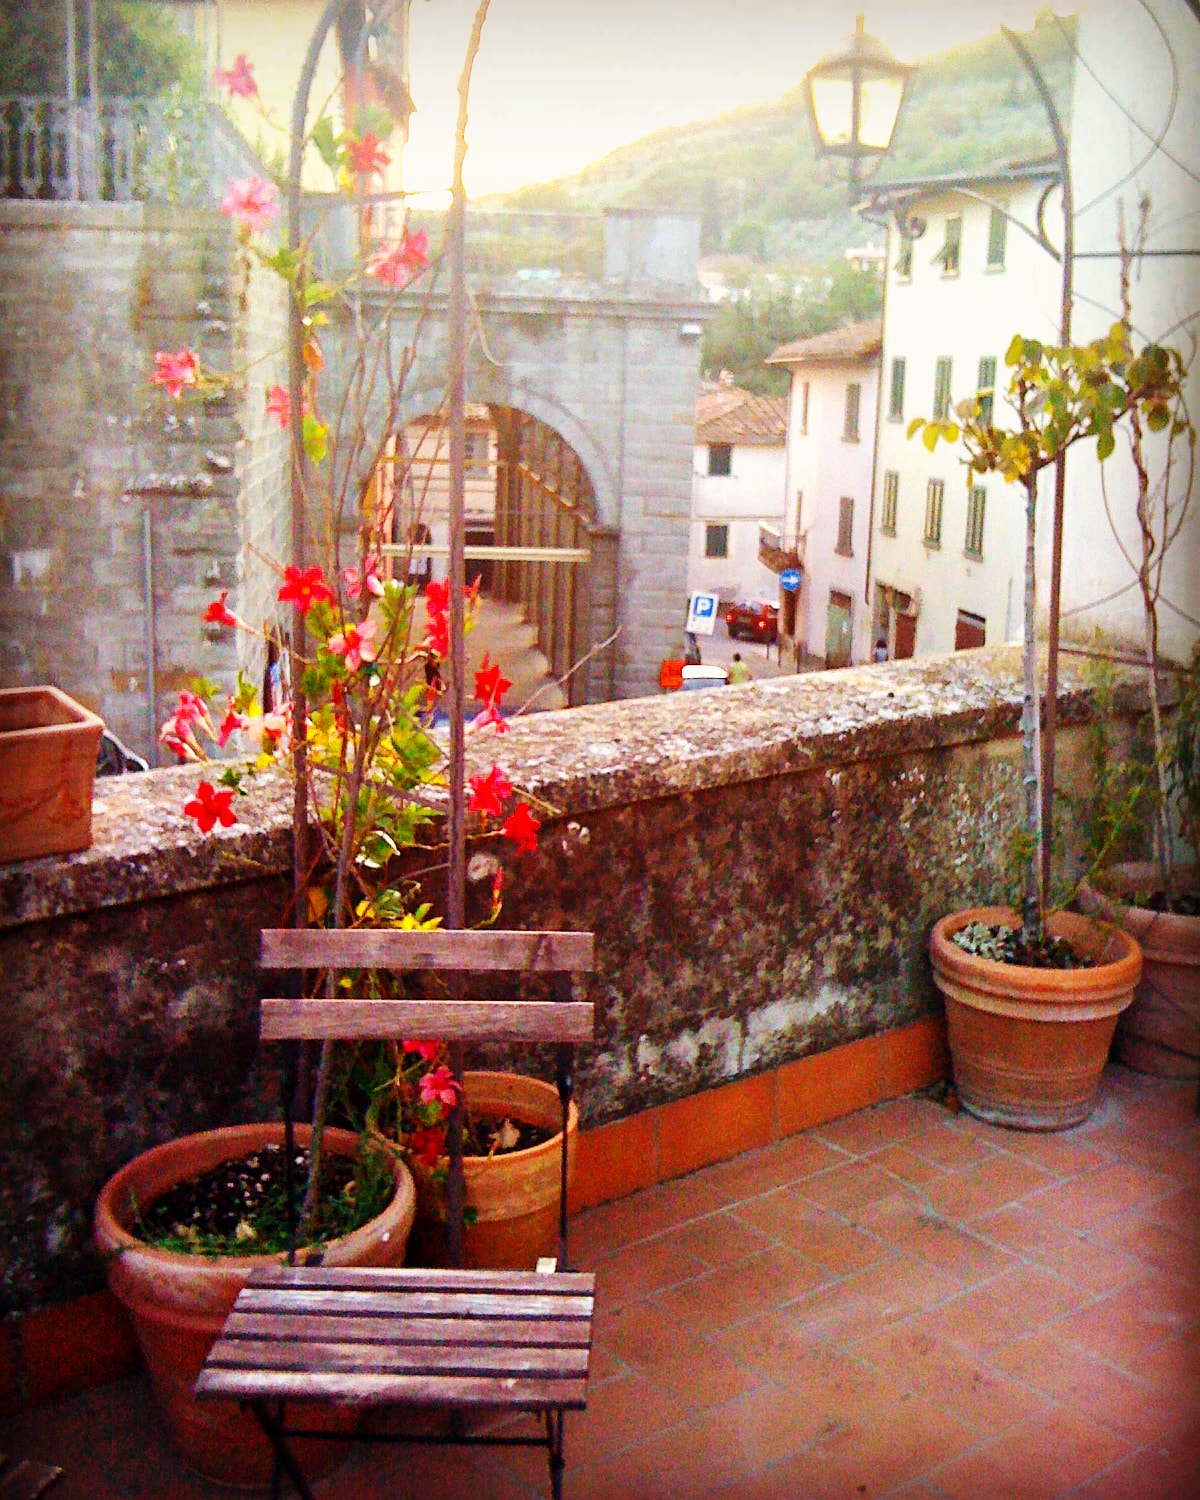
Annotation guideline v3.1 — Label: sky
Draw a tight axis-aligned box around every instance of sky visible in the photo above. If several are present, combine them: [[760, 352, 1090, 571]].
[[400, 0, 1050, 200]]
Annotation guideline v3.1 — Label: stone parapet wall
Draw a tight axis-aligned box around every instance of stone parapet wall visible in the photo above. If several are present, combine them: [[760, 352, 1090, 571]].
[[0, 649, 1144, 1313]]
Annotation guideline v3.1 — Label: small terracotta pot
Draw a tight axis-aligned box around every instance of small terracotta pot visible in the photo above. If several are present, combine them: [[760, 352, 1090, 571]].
[[1082, 863, 1200, 1079], [0, 686, 104, 862], [409, 1071, 578, 1270], [930, 907, 1142, 1131], [94, 1123, 415, 1488]]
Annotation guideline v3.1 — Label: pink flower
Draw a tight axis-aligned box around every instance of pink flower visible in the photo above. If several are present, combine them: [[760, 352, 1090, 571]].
[[175, 690, 208, 726], [343, 557, 385, 599], [328, 617, 378, 672], [468, 703, 510, 736], [419, 1064, 462, 1111], [403, 1040, 440, 1062], [366, 227, 430, 288], [183, 781, 237, 833], [150, 348, 199, 400], [159, 715, 199, 760], [213, 54, 258, 99], [467, 765, 513, 819], [502, 801, 540, 855], [344, 132, 391, 178], [216, 706, 249, 748], [264, 384, 295, 429], [220, 175, 280, 233], [203, 590, 240, 628]]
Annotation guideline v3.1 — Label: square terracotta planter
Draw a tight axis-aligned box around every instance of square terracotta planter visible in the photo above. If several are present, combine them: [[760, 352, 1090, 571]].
[[0, 686, 105, 862]]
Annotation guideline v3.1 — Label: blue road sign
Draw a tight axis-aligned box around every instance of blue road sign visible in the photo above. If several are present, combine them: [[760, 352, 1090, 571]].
[[780, 568, 802, 593]]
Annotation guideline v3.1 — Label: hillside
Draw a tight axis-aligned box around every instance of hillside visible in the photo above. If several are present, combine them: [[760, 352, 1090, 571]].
[[487, 15, 1075, 269]]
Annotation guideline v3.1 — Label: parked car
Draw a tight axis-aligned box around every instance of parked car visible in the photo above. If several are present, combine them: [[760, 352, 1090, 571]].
[[725, 600, 778, 643], [680, 664, 730, 691]]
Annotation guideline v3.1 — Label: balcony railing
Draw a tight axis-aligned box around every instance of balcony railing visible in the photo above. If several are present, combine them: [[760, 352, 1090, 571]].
[[758, 522, 802, 574]]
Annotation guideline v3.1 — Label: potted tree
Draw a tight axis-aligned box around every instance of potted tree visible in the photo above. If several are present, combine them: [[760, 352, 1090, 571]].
[[913, 322, 1188, 1129], [94, 14, 562, 1482]]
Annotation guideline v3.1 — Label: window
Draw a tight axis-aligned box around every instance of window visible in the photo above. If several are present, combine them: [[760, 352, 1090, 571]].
[[707, 443, 732, 476], [933, 357, 953, 420], [888, 358, 906, 422], [704, 523, 729, 558], [800, 381, 810, 434], [976, 356, 997, 426], [881, 470, 899, 535], [924, 479, 944, 547], [934, 215, 962, 275], [955, 610, 987, 649], [836, 496, 854, 555], [986, 206, 1007, 269], [965, 486, 986, 558], [895, 235, 914, 280], [843, 382, 861, 442]]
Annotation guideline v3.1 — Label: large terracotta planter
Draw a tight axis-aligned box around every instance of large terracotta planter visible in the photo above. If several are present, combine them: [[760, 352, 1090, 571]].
[[1082, 863, 1200, 1079], [95, 1123, 415, 1488], [930, 907, 1142, 1131], [0, 686, 104, 862], [411, 1071, 578, 1270]]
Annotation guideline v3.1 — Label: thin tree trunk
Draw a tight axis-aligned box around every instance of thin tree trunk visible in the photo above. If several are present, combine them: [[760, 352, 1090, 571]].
[[1021, 473, 1044, 946]]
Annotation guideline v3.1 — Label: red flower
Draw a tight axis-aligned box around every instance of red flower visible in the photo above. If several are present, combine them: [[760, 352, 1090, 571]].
[[408, 1126, 445, 1167], [403, 1039, 440, 1062], [203, 590, 239, 628], [502, 801, 540, 855], [474, 653, 512, 708], [467, 764, 513, 819], [424, 579, 450, 615], [215, 706, 249, 748], [213, 54, 258, 99], [220, 175, 280, 234], [150, 348, 199, 400], [183, 781, 237, 834], [425, 608, 449, 659], [344, 132, 391, 178], [365, 228, 430, 289], [278, 565, 335, 615]]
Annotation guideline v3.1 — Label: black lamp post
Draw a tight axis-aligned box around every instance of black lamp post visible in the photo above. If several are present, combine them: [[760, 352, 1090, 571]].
[[804, 14, 912, 200]]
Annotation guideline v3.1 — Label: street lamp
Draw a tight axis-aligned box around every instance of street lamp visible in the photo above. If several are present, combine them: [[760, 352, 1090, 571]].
[[804, 14, 913, 200]]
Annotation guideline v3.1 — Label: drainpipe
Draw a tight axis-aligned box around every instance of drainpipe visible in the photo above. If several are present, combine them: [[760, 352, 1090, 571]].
[[142, 506, 158, 763]]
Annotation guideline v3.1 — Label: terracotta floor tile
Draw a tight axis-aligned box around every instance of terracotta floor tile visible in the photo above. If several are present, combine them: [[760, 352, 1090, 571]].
[[652, 1245, 833, 1335], [1089, 1210, 1200, 1285], [898, 1117, 1004, 1173], [654, 1207, 777, 1268], [852, 1198, 1016, 1285], [922, 1151, 1058, 1222], [795, 1159, 925, 1213], [927, 1405, 1133, 1500], [865, 1142, 955, 1189], [1070, 1413, 1200, 1500], [588, 1231, 711, 1309], [1054, 1273, 1200, 1368], [564, 1370, 684, 1466], [1141, 1182, 1200, 1242], [973, 1204, 1145, 1294], [731, 1191, 896, 1273], [850, 1322, 1051, 1435], [571, 1172, 729, 1257], [809, 1095, 946, 1156], [988, 1326, 1195, 1445], [911, 1263, 1090, 1356], [786, 1254, 963, 1346], [696, 1132, 849, 1200], [1133, 1328, 1200, 1401], [594, 1301, 761, 1413], [986, 1128, 1111, 1179], [764, 1390, 978, 1500], [708, 1313, 896, 1424], [1020, 1161, 1180, 1232]]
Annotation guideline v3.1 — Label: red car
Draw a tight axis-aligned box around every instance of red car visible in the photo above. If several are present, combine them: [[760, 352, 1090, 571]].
[[725, 600, 779, 643]]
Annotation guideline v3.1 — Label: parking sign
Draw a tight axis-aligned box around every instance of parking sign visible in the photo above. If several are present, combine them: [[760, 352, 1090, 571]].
[[686, 591, 720, 636]]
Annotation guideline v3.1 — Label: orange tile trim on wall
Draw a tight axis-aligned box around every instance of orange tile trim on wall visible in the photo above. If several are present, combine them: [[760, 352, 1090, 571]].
[[1, 1016, 948, 1415]]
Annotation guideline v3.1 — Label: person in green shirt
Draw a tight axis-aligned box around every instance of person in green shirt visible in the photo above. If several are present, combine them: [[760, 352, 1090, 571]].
[[728, 653, 751, 685]]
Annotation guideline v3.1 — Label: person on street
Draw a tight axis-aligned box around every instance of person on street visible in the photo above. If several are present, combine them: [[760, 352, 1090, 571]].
[[728, 652, 751, 685], [873, 637, 889, 663]]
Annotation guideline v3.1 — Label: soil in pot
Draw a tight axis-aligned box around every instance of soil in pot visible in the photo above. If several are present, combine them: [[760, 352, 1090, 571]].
[[95, 1124, 416, 1488], [930, 907, 1142, 1131], [1082, 863, 1200, 1079], [408, 1071, 578, 1271]]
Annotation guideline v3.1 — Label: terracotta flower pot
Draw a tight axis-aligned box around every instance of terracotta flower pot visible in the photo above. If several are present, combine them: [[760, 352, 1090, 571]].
[[930, 907, 1142, 1131], [410, 1071, 578, 1270], [0, 686, 104, 863], [95, 1123, 415, 1488], [1082, 863, 1200, 1079]]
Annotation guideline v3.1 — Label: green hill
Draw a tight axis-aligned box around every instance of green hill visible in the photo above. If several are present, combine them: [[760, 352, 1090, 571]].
[[487, 14, 1075, 269]]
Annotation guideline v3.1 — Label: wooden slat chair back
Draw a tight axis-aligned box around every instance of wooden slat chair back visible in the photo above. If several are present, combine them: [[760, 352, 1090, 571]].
[[196, 927, 596, 1500]]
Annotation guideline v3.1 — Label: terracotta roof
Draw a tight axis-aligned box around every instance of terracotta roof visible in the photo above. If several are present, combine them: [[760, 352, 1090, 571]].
[[766, 318, 883, 368], [695, 383, 787, 444]]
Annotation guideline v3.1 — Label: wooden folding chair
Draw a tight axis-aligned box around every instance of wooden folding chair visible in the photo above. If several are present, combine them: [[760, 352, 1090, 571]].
[[196, 927, 596, 1500]]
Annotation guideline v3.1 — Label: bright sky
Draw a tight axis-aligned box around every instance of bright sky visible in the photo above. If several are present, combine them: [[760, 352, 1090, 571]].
[[402, 0, 1051, 201]]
